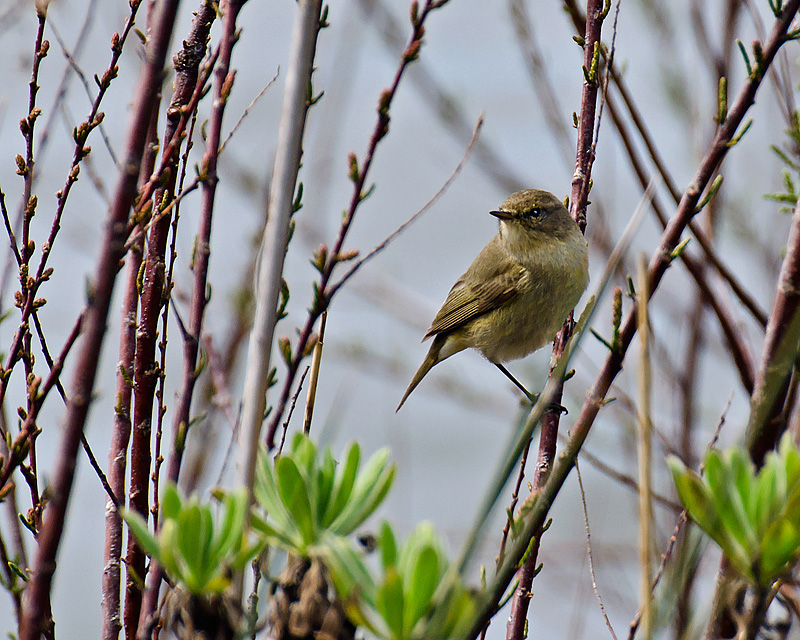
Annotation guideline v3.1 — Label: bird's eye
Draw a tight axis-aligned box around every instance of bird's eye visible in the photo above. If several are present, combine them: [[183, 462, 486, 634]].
[[529, 207, 543, 218]]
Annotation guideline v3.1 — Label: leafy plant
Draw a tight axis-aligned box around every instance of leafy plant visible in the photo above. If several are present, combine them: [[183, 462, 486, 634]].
[[250, 433, 395, 557], [346, 522, 476, 640], [668, 432, 800, 587], [122, 484, 262, 595]]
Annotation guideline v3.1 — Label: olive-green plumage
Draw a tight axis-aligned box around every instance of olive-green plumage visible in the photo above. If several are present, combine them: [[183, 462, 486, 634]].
[[397, 189, 589, 411]]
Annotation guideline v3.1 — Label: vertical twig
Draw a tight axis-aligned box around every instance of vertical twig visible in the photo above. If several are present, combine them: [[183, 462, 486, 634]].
[[238, 0, 323, 490], [18, 1, 182, 638], [136, 1, 245, 634], [101, 107, 159, 640], [302, 310, 327, 434], [636, 253, 653, 639], [124, 4, 216, 634], [505, 2, 606, 639]]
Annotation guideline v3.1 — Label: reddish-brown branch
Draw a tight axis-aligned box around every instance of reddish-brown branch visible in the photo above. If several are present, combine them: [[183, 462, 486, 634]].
[[564, 0, 769, 329], [124, 5, 216, 634], [505, 2, 606, 638], [0, 313, 84, 495], [0, 0, 144, 423], [602, 90, 756, 392], [136, 2, 244, 634], [18, 1, 181, 637], [101, 103, 159, 640], [746, 199, 800, 465]]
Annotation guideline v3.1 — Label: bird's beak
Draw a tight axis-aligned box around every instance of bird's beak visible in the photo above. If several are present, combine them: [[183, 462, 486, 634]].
[[490, 209, 514, 220]]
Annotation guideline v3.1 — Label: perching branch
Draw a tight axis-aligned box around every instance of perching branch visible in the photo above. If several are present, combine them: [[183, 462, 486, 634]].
[[464, 3, 800, 638], [505, 2, 607, 638]]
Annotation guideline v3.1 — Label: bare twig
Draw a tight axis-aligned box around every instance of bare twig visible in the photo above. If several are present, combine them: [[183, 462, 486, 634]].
[[238, 0, 323, 508], [219, 68, 280, 155], [127, 3, 218, 635], [278, 366, 311, 454], [303, 311, 327, 434], [636, 253, 653, 639], [627, 393, 731, 640], [575, 460, 619, 640], [328, 115, 483, 296], [505, 1, 608, 637]]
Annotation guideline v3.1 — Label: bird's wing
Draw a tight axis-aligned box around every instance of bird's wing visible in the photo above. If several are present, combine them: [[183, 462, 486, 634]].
[[424, 257, 524, 339]]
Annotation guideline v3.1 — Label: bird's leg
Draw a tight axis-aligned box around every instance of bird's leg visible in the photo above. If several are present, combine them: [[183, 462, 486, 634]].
[[493, 362, 537, 404], [492, 362, 567, 415]]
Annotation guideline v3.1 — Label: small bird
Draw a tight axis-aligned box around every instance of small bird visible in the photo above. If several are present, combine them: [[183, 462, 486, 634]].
[[397, 189, 589, 411]]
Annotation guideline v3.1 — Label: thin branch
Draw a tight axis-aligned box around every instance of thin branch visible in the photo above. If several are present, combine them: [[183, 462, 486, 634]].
[[576, 460, 619, 640], [137, 3, 245, 633], [627, 393, 731, 640], [302, 311, 327, 434], [238, 0, 323, 514], [218, 68, 280, 155], [636, 253, 654, 640], [328, 115, 483, 296], [746, 196, 800, 464], [506, 1, 608, 637], [0, 0, 144, 416], [45, 16, 119, 168], [260, 0, 451, 449], [278, 366, 311, 454], [564, 0, 769, 329], [126, 3, 218, 634], [357, 0, 525, 194]]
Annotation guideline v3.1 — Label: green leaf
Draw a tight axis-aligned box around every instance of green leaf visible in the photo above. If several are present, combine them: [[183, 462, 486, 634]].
[[405, 545, 439, 630], [250, 513, 298, 551], [162, 484, 182, 520], [254, 450, 296, 538], [669, 456, 753, 580], [331, 452, 395, 535], [376, 568, 405, 640], [318, 533, 376, 603], [754, 459, 780, 538], [176, 503, 204, 591], [292, 433, 318, 478], [276, 457, 315, 547], [158, 519, 181, 578], [316, 449, 336, 524], [323, 443, 360, 528], [705, 451, 757, 552], [379, 521, 398, 570], [212, 491, 245, 563], [121, 508, 161, 563], [760, 518, 800, 584]]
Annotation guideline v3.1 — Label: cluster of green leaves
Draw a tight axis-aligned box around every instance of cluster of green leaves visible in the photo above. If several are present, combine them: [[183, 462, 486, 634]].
[[251, 435, 475, 640], [250, 433, 395, 556], [348, 522, 476, 640], [122, 486, 263, 595], [669, 433, 800, 587], [124, 435, 475, 640]]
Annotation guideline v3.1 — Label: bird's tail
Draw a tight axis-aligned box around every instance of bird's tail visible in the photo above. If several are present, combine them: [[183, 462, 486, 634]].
[[396, 343, 441, 412]]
